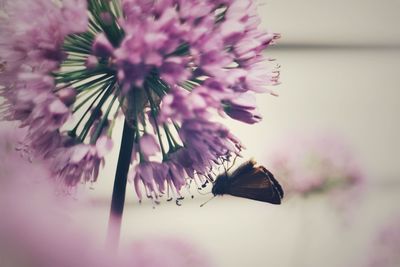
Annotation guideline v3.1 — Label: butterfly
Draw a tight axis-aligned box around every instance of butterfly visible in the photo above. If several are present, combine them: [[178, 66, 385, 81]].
[[211, 159, 284, 204]]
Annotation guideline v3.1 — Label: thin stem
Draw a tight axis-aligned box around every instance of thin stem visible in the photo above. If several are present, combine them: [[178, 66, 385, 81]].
[[78, 80, 116, 141], [163, 124, 180, 147], [90, 89, 118, 144], [163, 124, 175, 151], [144, 85, 167, 158], [69, 84, 108, 137], [107, 97, 123, 137], [106, 120, 135, 249]]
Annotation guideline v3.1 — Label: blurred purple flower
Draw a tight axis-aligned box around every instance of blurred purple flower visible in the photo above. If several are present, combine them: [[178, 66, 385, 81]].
[[0, 0, 279, 202], [266, 132, 364, 196], [125, 237, 213, 267], [0, 0, 88, 80], [93, 33, 115, 58], [367, 216, 400, 267], [0, 124, 213, 267]]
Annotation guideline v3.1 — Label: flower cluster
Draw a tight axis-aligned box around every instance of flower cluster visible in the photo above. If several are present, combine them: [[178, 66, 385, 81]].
[[0, 0, 279, 201], [266, 133, 363, 196]]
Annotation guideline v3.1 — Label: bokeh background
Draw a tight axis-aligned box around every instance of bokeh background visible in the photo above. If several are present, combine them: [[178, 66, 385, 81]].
[[3, 0, 400, 267], [88, 1, 400, 266]]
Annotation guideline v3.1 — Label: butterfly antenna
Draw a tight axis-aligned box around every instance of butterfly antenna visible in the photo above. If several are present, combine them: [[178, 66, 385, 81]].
[[227, 154, 239, 172], [222, 161, 228, 177], [200, 195, 216, 207]]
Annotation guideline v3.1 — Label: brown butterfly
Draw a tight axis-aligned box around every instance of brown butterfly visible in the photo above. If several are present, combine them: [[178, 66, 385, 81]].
[[211, 159, 284, 204]]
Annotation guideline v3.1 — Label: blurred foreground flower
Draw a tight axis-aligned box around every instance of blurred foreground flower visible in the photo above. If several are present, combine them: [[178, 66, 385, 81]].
[[0, 0, 279, 204], [367, 216, 400, 267], [265, 133, 364, 197], [0, 124, 213, 267]]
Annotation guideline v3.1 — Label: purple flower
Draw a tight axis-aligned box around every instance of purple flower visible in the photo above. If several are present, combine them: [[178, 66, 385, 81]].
[[125, 237, 213, 267], [0, 0, 279, 201], [61, 0, 89, 33], [159, 87, 211, 123], [56, 87, 77, 107], [0, 0, 88, 78], [131, 162, 156, 201], [163, 161, 186, 195], [85, 55, 99, 69], [51, 136, 113, 186], [114, 6, 189, 88], [93, 33, 115, 58], [139, 134, 161, 159], [129, 160, 188, 202], [265, 132, 364, 196], [1, 73, 55, 121], [367, 216, 400, 267], [28, 94, 70, 132], [224, 92, 262, 124], [179, 119, 242, 168]]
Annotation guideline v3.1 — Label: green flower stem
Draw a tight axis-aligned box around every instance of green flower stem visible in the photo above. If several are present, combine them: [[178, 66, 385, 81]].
[[88, 0, 124, 46], [90, 88, 119, 144], [173, 122, 181, 132], [136, 130, 144, 163], [63, 37, 93, 53], [144, 85, 167, 159], [172, 122, 186, 147], [78, 80, 116, 141], [163, 124, 175, 151], [107, 119, 117, 137], [142, 82, 179, 151], [146, 78, 167, 98], [70, 81, 111, 137], [58, 66, 107, 76], [55, 66, 111, 82], [62, 45, 91, 55], [133, 94, 146, 163], [181, 81, 194, 91], [73, 83, 107, 113], [55, 74, 112, 93], [107, 100, 122, 137], [186, 79, 201, 86], [67, 33, 94, 46], [163, 124, 180, 148], [153, 115, 167, 159], [111, 0, 122, 18], [88, 20, 102, 34], [106, 120, 135, 250], [75, 75, 114, 93]]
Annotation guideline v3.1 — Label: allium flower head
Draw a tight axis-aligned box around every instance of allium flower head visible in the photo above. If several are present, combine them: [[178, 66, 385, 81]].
[[0, 0, 279, 201]]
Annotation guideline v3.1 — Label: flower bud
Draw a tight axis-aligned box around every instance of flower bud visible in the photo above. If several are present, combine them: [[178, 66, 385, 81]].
[[92, 33, 114, 58], [57, 87, 77, 106]]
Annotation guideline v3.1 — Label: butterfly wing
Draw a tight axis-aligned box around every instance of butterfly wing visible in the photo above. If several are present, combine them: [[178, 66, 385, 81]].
[[227, 166, 283, 204], [260, 166, 284, 199], [229, 159, 257, 177]]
